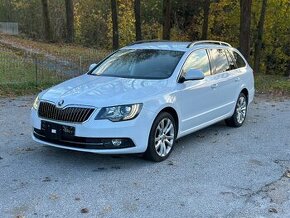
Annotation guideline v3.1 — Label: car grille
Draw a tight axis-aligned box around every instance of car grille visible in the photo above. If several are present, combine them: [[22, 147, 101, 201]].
[[38, 102, 95, 123]]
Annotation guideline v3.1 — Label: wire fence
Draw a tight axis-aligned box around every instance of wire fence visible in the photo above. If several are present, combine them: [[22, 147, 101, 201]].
[[0, 22, 19, 35], [0, 48, 104, 89]]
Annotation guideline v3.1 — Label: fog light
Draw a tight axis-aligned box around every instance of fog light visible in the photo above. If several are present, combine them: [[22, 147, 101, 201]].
[[112, 139, 122, 147]]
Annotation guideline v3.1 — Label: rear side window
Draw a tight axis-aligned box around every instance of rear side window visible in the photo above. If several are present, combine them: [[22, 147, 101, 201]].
[[225, 50, 237, 70], [232, 51, 246, 68], [209, 49, 230, 74], [182, 49, 211, 76]]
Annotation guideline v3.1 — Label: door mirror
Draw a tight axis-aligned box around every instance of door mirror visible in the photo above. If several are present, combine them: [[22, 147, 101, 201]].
[[89, 63, 97, 71], [180, 69, 205, 82]]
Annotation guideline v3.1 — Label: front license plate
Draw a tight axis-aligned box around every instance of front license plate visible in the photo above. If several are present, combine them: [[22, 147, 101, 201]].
[[41, 121, 75, 139]]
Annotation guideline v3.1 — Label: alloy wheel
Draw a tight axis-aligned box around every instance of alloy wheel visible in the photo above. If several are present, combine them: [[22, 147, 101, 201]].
[[154, 118, 175, 157]]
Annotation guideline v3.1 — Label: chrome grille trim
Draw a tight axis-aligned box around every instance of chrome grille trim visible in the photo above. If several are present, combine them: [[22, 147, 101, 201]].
[[38, 101, 95, 123]]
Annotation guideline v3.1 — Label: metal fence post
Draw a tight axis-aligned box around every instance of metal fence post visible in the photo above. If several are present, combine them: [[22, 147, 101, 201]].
[[35, 55, 38, 87], [79, 56, 82, 75]]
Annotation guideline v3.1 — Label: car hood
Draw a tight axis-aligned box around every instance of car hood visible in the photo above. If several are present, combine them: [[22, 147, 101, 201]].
[[41, 74, 169, 107]]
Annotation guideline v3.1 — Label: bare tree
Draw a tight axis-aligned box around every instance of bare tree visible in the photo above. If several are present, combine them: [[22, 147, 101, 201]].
[[162, 0, 171, 40], [239, 0, 252, 61], [111, 0, 119, 49], [41, 0, 52, 41], [134, 0, 142, 41], [65, 0, 74, 43], [201, 0, 211, 40]]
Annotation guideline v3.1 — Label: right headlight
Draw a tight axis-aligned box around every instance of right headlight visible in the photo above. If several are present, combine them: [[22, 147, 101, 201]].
[[95, 104, 142, 122], [32, 96, 40, 110]]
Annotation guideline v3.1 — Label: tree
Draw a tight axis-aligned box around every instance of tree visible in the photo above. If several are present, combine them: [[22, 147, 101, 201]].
[[65, 0, 74, 43], [239, 0, 252, 61], [134, 0, 142, 41], [162, 0, 171, 40], [201, 0, 210, 40], [41, 0, 52, 41], [111, 0, 119, 49], [253, 0, 267, 73]]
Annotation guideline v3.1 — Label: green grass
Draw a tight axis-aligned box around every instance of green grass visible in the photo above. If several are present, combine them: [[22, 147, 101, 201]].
[[255, 74, 290, 96], [0, 51, 64, 97]]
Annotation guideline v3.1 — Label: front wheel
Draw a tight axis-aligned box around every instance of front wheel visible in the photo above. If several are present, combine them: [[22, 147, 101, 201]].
[[144, 112, 177, 162], [225, 93, 248, 127]]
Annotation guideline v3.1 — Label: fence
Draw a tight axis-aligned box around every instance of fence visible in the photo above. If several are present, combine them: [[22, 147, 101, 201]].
[[0, 48, 100, 91], [0, 22, 19, 35]]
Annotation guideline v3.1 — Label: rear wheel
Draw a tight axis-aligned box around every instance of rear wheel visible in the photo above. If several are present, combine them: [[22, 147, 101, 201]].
[[144, 112, 176, 162], [225, 93, 248, 127]]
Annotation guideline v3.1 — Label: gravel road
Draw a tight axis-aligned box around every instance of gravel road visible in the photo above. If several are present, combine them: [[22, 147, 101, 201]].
[[0, 95, 290, 218]]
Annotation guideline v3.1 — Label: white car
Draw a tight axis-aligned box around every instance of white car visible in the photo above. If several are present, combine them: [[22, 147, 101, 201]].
[[31, 40, 254, 162]]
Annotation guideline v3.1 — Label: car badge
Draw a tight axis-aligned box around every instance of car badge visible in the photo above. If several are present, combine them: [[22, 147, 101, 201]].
[[57, 99, 64, 107]]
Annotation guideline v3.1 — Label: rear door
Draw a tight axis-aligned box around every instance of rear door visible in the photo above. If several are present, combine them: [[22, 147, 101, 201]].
[[207, 48, 240, 117]]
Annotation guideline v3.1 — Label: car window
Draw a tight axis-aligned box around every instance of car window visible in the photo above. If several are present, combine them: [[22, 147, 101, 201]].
[[232, 51, 246, 68], [225, 50, 237, 70], [90, 49, 184, 79], [182, 49, 211, 76], [210, 49, 231, 74]]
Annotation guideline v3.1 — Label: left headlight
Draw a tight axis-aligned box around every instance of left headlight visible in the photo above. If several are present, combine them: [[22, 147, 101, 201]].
[[32, 96, 40, 110], [95, 104, 142, 122]]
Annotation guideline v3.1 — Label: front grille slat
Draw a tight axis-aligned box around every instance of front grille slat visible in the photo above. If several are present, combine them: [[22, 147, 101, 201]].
[[38, 102, 94, 123]]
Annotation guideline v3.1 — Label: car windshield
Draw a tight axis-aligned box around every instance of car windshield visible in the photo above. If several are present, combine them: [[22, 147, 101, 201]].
[[90, 49, 184, 79]]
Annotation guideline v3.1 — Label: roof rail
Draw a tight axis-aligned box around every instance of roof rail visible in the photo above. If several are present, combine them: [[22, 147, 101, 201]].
[[128, 40, 170, 46], [187, 40, 232, 48]]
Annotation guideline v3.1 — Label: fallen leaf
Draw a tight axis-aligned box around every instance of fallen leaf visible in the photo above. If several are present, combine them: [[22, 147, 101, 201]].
[[81, 208, 89, 213], [269, 208, 278, 213], [284, 170, 290, 178]]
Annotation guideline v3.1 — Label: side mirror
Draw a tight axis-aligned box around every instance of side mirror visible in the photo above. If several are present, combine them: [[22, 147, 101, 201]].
[[89, 63, 97, 71], [180, 69, 205, 83]]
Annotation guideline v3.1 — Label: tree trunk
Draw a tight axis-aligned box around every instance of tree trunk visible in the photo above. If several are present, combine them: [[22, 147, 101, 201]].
[[253, 0, 267, 73], [239, 0, 252, 61], [111, 0, 119, 49], [134, 0, 142, 41], [41, 0, 52, 41], [162, 0, 171, 40], [201, 0, 210, 40], [65, 0, 74, 43]]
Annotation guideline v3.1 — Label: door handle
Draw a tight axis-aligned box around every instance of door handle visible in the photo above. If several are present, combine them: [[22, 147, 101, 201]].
[[211, 83, 218, 89], [235, 77, 241, 82]]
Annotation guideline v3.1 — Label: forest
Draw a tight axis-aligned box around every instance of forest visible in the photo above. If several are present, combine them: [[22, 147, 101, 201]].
[[0, 0, 289, 77]]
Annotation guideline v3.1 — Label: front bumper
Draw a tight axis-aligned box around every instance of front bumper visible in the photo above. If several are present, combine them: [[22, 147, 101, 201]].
[[31, 107, 155, 154]]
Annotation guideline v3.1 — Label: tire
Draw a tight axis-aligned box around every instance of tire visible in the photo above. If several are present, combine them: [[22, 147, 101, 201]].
[[225, 92, 248, 127], [144, 112, 177, 162]]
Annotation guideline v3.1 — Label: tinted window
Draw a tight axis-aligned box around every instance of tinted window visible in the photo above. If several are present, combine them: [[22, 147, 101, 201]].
[[225, 50, 237, 70], [182, 49, 211, 76], [233, 51, 246, 68], [90, 49, 184, 79], [210, 49, 230, 74]]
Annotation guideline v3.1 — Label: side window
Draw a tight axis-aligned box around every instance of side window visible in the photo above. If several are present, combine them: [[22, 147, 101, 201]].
[[225, 50, 237, 70], [182, 49, 211, 76], [232, 51, 246, 68], [210, 49, 230, 74]]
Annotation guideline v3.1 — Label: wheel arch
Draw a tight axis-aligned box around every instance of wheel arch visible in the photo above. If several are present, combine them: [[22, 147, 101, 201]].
[[157, 107, 179, 134], [240, 88, 249, 103]]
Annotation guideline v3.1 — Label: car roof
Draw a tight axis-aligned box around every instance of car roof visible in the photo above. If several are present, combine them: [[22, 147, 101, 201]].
[[122, 40, 234, 52]]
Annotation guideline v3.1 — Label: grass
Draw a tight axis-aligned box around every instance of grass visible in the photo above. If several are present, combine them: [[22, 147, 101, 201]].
[[0, 33, 109, 65], [0, 50, 64, 96], [255, 73, 290, 96]]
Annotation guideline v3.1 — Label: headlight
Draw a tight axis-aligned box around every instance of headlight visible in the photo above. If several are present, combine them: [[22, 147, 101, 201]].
[[96, 104, 142, 122], [32, 96, 40, 110]]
